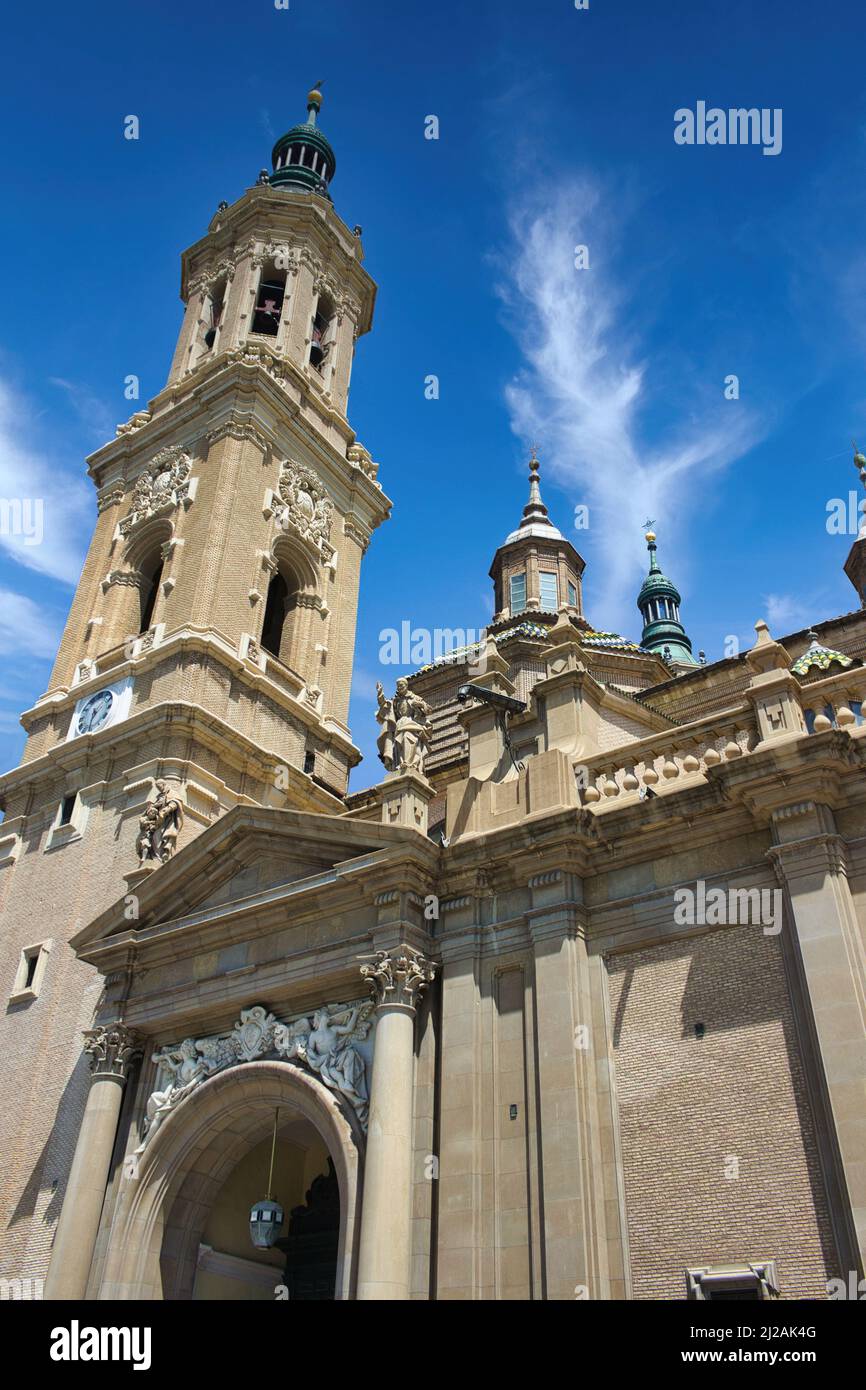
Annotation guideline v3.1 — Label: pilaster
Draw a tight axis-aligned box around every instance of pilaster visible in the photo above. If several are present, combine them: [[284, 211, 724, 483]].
[[768, 806, 866, 1271], [528, 876, 616, 1300]]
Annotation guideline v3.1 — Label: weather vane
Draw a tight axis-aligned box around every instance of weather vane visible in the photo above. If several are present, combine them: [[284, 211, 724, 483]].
[[643, 517, 656, 531]]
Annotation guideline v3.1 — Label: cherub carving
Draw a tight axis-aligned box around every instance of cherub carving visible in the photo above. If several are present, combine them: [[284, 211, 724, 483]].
[[275, 1002, 373, 1122], [137, 1039, 218, 1150]]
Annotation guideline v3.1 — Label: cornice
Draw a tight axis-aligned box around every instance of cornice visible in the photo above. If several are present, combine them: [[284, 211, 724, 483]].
[[19, 626, 360, 759], [0, 698, 347, 816], [74, 816, 438, 970], [179, 187, 376, 319], [712, 728, 864, 823], [89, 360, 392, 530]]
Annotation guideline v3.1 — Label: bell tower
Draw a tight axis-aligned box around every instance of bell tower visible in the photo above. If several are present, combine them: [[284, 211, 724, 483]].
[[16, 84, 389, 808], [0, 88, 389, 1283]]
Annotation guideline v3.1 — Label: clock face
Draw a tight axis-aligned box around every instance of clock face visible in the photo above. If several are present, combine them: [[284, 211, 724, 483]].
[[76, 689, 115, 735]]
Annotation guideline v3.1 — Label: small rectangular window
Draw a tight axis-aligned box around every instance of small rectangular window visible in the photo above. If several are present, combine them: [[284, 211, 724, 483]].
[[539, 571, 558, 610], [567, 581, 577, 607], [686, 1262, 778, 1300], [510, 572, 526, 614], [10, 941, 51, 1002], [59, 793, 77, 826], [304, 751, 315, 775]]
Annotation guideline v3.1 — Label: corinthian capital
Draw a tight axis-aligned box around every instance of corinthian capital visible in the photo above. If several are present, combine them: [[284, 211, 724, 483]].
[[83, 1022, 142, 1080], [360, 949, 437, 1013]]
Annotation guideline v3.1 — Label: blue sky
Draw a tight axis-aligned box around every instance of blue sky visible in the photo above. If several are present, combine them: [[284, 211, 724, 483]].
[[2, 0, 866, 786]]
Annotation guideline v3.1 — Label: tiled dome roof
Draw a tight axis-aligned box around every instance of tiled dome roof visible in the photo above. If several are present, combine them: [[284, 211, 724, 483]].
[[791, 632, 854, 677]]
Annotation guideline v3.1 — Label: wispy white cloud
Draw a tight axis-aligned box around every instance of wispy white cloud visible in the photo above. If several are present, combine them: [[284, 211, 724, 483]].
[[0, 378, 91, 583], [763, 592, 816, 636], [0, 589, 62, 660], [49, 377, 114, 440], [259, 108, 276, 142], [350, 667, 381, 703], [497, 177, 763, 632]]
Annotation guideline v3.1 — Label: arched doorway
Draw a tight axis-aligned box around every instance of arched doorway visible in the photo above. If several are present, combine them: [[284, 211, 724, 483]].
[[191, 1111, 337, 1300], [98, 1061, 363, 1300]]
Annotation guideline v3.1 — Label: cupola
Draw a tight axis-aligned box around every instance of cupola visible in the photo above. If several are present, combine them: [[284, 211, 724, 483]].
[[489, 450, 587, 624], [637, 530, 698, 668], [270, 84, 336, 199]]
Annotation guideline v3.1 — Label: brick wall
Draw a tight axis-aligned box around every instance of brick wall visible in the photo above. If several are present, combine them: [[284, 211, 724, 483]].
[[607, 924, 839, 1299]]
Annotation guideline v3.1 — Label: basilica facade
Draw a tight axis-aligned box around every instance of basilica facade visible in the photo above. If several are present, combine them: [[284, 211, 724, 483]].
[[0, 88, 864, 1302]]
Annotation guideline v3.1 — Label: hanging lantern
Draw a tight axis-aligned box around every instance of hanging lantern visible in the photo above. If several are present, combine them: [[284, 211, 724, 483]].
[[249, 1107, 284, 1249], [249, 1197, 284, 1249]]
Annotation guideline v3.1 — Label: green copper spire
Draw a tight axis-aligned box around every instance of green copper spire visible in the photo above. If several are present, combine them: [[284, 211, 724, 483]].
[[637, 529, 698, 668], [269, 83, 336, 199]]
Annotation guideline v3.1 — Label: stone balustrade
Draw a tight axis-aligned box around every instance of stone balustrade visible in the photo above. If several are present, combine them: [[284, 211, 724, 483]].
[[578, 709, 758, 804], [796, 667, 866, 733]]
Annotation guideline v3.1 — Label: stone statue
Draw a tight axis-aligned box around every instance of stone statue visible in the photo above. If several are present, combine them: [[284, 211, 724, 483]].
[[136, 779, 184, 866], [137, 1038, 218, 1149], [376, 678, 431, 775], [274, 1003, 373, 1124]]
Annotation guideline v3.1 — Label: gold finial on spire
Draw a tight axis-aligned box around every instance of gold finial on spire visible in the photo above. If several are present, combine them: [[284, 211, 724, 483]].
[[307, 80, 324, 113]]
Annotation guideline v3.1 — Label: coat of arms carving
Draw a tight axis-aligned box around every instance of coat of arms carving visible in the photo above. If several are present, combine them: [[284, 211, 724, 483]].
[[272, 459, 333, 552], [119, 446, 193, 536], [136, 998, 376, 1151]]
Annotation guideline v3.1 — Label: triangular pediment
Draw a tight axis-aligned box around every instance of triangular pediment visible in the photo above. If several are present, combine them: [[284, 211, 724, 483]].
[[72, 805, 433, 953]]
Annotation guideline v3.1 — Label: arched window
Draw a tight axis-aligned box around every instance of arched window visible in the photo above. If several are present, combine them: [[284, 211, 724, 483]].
[[203, 277, 226, 351], [261, 571, 299, 660], [251, 259, 288, 337], [139, 555, 163, 633], [310, 293, 335, 373]]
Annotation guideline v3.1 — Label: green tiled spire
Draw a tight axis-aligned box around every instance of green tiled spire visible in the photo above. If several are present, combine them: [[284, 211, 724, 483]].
[[637, 530, 698, 667]]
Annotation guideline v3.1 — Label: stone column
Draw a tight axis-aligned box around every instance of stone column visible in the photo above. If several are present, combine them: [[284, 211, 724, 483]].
[[44, 1022, 141, 1301], [355, 949, 436, 1300]]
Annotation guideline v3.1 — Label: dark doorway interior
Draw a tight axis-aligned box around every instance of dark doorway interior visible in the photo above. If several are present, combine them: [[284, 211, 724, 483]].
[[276, 1156, 339, 1300]]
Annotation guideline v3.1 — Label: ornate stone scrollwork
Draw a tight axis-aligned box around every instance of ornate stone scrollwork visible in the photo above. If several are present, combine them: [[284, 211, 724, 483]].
[[233, 1005, 277, 1061], [360, 949, 437, 1012], [188, 258, 237, 299], [225, 344, 289, 384], [346, 442, 379, 483], [119, 445, 193, 536], [137, 999, 376, 1151], [83, 1022, 142, 1080], [115, 411, 152, 439], [272, 459, 334, 553], [96, 484, 125, 512], [101, 569, 146, 595], [337, 292, 363, 326]]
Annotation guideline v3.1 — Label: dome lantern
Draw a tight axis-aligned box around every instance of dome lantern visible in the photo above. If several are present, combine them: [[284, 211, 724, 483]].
[[637, 529, 698, 668], [269, 82, 336, 199]]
